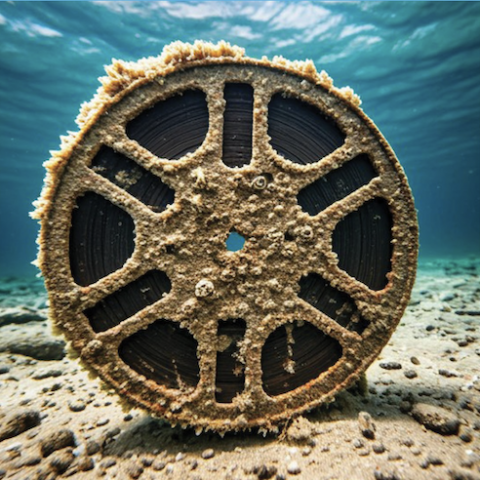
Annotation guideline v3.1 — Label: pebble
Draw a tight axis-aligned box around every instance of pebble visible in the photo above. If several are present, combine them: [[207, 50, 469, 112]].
[[175, 452, 185, 462], [379, 362, 402, 370], [0, 409, 41, 441], [403, 369, 417, 379], [40, 429, 76, 457], [411, 403, 460, 435], [459, 431, 473, 443], [201, 448, 215, 459], [373, 470, 402, 480], [372, 442, 386, 454], [426, 455, 444, 466], [20, 454, 42, 466], [126, 462, 144, 479], [254, 464, 277, 479], [438, 369, 458, 378], [152, 459, 166, 471], [0, 366, 10, 374], [32, 368, 64, 380], [96, 417, 110, 426], [410, 356, 420, 365], [358, 411, 376, 439], [353, 438, 364, 448], [387, 452, 402, 461], [287, 460, 301, 475], [448, 469, 480, 480], [99, 457, 117, 469], [78, 456, 95, 471], [69, 400, 86, 412], [86, 439, 101, 455], [49, 450, 75, 474]]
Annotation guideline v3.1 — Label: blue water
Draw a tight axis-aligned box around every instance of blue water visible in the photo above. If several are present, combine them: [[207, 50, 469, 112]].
[[0, 1, 479, 276]]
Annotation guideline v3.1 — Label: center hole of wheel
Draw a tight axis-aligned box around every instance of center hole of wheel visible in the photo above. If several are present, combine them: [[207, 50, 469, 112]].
[[226, 230, 246, 252]]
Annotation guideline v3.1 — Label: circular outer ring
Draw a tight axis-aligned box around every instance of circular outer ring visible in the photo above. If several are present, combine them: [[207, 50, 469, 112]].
[[34, 42, 418, 433]]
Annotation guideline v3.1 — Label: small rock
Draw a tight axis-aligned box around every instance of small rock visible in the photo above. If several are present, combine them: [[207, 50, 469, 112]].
[[0, 306, 47, 326], [353, 438, 364, 449], [255, 464, 277, 479], [400, 438, 414, 447], [373, 470, 401, 480], [99, 457, 117, 469], [175, 452, 185, 462], [404, 369, 417, 379], [387, 452, 402, 461], [0, 409, 41, 441], [49, 450, 74, 474], [86, 439, 101, 455], [438, 369, 458, 378], [287, 460, 301, 475], [126, 462, 144, 479], [426, 455, 444, 466], [78, 456, 95, 471], [69, 400, 86, 412], [140, 456, 153, 467], [411, 403, 460, 435], [410, 356, 420, 365], [20, 455, 42, 466], [358, 447, 370, 456], [96, 417, 110, 427], [372, 443, 386, 454], [105, 427, 121, 439], [32, 368, 64, 380], [40, 429, 76, 457], [285, 416, 314, 444], [0, 332, 65, 360], [379, 362, 402, 370], [419, 459, 430, 469], [0, 366, 10, 374], [152, 459, 166, 471], [459, 431, 473, 443], [301, 447, 311, 456], [201, 448, 214, 459], [448, 468, 480, 480], [358, 411, 376, 439]]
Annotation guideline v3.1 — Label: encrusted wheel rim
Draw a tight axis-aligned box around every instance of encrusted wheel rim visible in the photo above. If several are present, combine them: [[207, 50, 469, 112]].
[[33, 41, 418, 433]]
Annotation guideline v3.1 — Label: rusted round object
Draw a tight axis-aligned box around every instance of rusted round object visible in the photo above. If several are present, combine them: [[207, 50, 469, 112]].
[[33, 41, 418, 433]]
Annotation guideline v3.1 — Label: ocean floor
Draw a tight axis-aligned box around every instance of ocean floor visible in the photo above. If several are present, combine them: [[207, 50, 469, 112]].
[[0, 258, 479, 480]]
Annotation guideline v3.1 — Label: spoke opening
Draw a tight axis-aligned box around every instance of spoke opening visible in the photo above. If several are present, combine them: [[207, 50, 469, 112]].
[[70, 192, 135, 286]]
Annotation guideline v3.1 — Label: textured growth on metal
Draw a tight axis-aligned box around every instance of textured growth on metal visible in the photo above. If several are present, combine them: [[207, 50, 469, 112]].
[[33, 41, 418, 433]]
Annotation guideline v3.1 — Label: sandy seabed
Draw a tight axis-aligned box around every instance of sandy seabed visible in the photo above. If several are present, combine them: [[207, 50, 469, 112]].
[[0, 258, 479, 480]]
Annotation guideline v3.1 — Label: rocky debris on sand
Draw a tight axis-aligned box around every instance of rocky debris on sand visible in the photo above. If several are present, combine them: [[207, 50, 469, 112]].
[[0, 325, 65, 360], [40, 429, 76, 457], [49, 449, 75, 474], [379, 361, 402, 370], [411, 403, 461, 435], [287, 460, 301, 475], [358, 411, 376, 439], [201, 448, 214, 459], [285, 416, 315, 444], [0, 409, 41, 441], [32, 367, 64, 380], [0, 306, 47, 326], [0, 260, 479, 479]]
